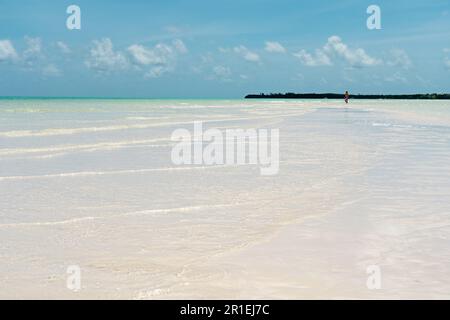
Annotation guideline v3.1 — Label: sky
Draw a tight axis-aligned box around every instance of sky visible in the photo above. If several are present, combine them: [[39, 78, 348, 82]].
[[0, 0, 449, 98]]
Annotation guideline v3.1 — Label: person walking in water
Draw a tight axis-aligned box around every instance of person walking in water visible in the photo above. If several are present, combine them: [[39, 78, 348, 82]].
[[344, 91, 349, 104]]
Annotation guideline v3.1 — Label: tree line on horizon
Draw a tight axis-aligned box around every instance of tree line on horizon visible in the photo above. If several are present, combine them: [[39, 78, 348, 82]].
[[245, 93, 450, 100]]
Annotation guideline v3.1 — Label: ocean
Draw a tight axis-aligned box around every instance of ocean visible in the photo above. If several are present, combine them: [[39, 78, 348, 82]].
[[1, 98, 450, 298]]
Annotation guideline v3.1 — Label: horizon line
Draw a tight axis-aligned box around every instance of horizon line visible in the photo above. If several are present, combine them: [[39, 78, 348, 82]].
[[2, 92, 450, 100]]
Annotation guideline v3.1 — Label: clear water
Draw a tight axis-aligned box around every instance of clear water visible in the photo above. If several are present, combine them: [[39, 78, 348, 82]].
[[1, 98, 450, 298]]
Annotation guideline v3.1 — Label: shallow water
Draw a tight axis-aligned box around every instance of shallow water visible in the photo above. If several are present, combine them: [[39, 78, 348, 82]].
[[1, 99, 449, 299]]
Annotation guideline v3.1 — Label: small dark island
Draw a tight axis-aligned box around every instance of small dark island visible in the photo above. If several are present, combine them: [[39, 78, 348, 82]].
[[245, 93, 450, 100]]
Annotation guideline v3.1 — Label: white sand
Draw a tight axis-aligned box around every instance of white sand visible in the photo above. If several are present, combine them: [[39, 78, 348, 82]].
[[1, 99, 450, 299]]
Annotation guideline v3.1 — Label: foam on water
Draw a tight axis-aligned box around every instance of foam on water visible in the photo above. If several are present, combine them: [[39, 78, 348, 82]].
[[0, 164, 251, 181]]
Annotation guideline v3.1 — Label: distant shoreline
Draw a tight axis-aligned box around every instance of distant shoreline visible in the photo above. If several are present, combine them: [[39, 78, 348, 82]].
[[245, 93, 450, 100]]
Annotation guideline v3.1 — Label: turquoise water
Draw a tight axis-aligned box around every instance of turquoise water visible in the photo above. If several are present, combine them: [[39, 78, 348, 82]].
[[1, 98, 450, 117]]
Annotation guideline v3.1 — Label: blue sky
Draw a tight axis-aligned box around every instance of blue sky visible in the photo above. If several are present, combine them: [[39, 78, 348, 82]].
[[0, 0, 449, 98]]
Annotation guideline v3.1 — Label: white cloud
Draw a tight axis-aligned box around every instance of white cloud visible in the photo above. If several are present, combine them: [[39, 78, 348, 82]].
[[145, 66, 166, 78], [324, 36, 381, 67], [0, 40, 18, 62], [127, 44, 169, 66], [213, 65, 232, 78], [1, 37, 62, 76], [22, 37, 52, 73], [23, 37, 42, 60], [295, 36, 381, 67], [444, 49, 450, 68], [42, 64, 61, 77], [200, 53, 214, 64], [387, 49, 412, 69], [85, 38, 128, 72], [265, 41, 286, 53], [16, 37, 43, 69], [56, 41, 71, 54], [85, 38, 184, 77], [445, 57, 450, 68], [233, 45, 260, 62], [207, 65, 233, 82], [127, 41, 187, 78], [172, 39, 188, 54], [293, 49, 331, 66]]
